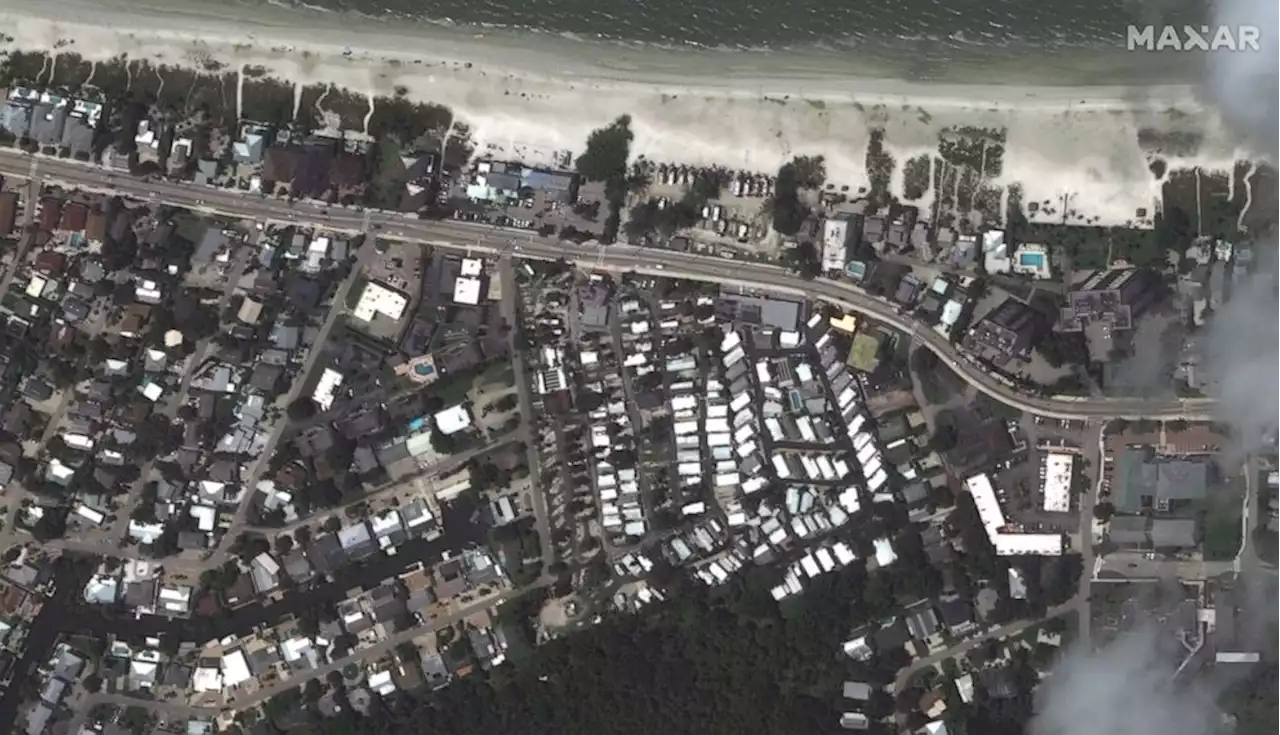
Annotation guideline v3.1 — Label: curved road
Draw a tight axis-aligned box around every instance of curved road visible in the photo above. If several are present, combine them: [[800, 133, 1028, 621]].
[[0, 152, 1214, 422]]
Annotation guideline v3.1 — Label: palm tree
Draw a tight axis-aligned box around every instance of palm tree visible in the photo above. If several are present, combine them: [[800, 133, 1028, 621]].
[[625, 164, 652, 198]]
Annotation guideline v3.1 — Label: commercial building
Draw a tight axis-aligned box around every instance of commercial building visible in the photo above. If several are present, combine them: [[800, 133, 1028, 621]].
[[964, 474, 1064, 556], [465, 161, 578, 203], [352, 280, 409, 323], [1059, 268, 1160, 332], [715, 291, 803, 331], [1041, 452, 1074, 513], [312, 368, 344, 411], [433, 404, 473, 435], [821, 215, 857, 272], [1115, 450, 1208, 514], [1150, 518, 1198, 548], [963, 297, 1047, 367]]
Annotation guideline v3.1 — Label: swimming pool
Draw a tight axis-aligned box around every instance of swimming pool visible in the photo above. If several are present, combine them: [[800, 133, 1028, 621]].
[[1018, 252, 1045, 268], [413, 363, 436, 377]]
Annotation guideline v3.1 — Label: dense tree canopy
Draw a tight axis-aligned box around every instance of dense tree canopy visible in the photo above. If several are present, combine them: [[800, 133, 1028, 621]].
[[575, 116, 633, 182], [300, 569, 897, 735], [771, 162, 807, 236]]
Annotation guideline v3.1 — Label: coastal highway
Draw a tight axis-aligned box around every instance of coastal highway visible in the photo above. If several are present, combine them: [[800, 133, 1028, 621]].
[[0, 151, 1214, 421]]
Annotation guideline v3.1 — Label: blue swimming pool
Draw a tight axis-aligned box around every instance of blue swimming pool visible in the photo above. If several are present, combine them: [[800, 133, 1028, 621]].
[[1019, 252, 1045, 268]]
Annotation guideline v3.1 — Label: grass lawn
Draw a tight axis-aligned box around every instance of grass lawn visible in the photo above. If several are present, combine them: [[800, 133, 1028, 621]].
[[1204, 495, 1244, 561]]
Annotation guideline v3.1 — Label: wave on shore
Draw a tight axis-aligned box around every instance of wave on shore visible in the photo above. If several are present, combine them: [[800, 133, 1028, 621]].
[[0, 0, 1258, 229]]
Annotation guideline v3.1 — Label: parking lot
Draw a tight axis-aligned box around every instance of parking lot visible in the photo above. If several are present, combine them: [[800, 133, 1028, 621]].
[[363, 239, 423, 297], [987, 413, 1103, 534], [450, 179, 610, 238], [643, 164, 777, 252]]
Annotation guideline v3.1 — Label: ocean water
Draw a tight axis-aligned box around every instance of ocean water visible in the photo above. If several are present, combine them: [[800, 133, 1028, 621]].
[[277, 0, 1207, 50], [233, 0, 1214, 84]]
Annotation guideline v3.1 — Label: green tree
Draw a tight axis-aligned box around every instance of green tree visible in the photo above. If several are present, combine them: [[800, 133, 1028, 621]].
[[770, 162, 806, 236], [575, 116, 633, 182], [930, 423, 959, 452], [287, 398, 318, 421]]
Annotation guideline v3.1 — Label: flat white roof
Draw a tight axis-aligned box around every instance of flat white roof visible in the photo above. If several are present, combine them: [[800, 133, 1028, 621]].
[[434, 404, 472, 435], [221, 649, 252, 687], [460, 258, 484, 276], [25, 274, 47, 298], [873, 537, 898, 567], [190, 504, 217, 532], [368, 670, 397, 695], [967, 473, 1065, 556], [1042, 452, 1074, 513], [352, 281, 408, 322], [312, 368, 344, 410], [966, 473, 1009, 536], [995, 533, 1064, 556], [192, 667, 221, 693], [454, 276, 482, 305], [370, 510, 403, 535], [75, 504, 105, 525]]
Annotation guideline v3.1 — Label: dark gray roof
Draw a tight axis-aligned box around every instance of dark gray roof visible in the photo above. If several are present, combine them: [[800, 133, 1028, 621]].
[[842, 681, 872, 700], [1116, 451, 1209, 513], [1151, 518, 1198, 548], [283, 550, 315, 583], [900, 481, 929, 506], [29, 104, 66, 145], [307, 534, 346, 574], [61, 115, 94, 153], [1107, 515, 1149, 545], [938, 598, 973, 629], [177, 531, 208, 550], [904, 606, 939, 639], [715, 292, 803, 331]]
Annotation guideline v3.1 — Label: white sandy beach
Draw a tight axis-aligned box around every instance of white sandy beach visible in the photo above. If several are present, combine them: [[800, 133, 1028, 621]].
[[0, 0, 1261, 228]]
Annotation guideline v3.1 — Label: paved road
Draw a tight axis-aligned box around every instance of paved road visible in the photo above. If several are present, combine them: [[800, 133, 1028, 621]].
[[0, 166, 40, 296], [499, 255, 555, 568], [893, 599, 1076, 691], [105, 242, 253, 546], [0, 151, 1213, 423], [242, 428, 525, 535], [65, 580, 545, 729], [1234, 456, 1277, 577], [206, 233, 377, 569], [1072, 424, 1104, 645]]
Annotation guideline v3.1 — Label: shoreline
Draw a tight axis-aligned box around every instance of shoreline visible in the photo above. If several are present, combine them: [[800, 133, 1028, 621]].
[[0, 0, 1208, 106], [0, 0, 1258, 230]]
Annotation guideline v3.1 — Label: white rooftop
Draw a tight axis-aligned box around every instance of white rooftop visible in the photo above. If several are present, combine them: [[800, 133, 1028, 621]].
[[460, 258, 483, 276], [1041, 452, 1074, 513], [312, 368, 344, 411], [221, 649, 252, 687], [352, 281, 409, 322], [434, 404, 472, 435], [454, 276, 482, 305]]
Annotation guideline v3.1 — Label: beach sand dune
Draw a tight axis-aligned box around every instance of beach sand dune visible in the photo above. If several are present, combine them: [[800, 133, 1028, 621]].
[[0, 0, 1258, 228]]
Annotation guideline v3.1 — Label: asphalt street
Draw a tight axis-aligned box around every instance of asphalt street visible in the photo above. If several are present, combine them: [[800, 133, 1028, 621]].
[[0, 151, 1215, 425], [0, 149, 1229, 725]]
